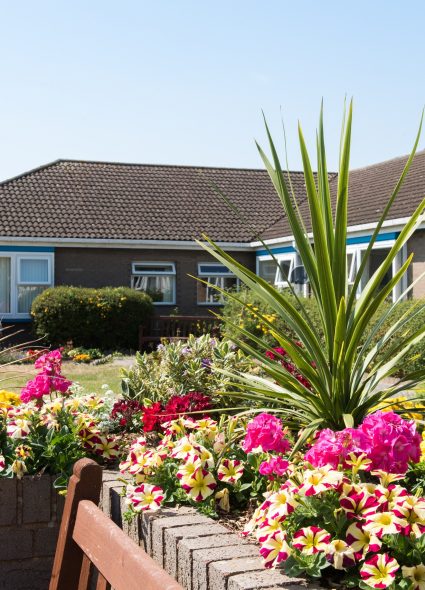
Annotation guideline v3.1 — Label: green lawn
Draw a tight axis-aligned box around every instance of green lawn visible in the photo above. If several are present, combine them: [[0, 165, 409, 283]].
[[0, 359, 134, 395]]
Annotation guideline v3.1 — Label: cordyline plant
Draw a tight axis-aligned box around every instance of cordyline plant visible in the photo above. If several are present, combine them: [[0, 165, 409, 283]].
[[198, 102, 425, 439]]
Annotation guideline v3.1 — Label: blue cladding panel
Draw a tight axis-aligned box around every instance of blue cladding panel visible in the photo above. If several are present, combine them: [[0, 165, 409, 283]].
[[256, 246, 296, 256], [257, 232, 400, 256], [0, 246, 55, 252], [346, 232, 399, 245]]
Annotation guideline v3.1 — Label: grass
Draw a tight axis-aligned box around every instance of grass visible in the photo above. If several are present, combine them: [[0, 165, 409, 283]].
[[0, 360, 130, 395]]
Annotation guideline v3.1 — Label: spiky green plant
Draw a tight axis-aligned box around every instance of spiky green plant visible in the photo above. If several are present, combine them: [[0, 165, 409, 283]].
[[199, 102, 425, 437]]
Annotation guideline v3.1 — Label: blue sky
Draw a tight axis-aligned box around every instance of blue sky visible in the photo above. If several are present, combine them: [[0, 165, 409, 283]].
[[0, 1, 424, 180]]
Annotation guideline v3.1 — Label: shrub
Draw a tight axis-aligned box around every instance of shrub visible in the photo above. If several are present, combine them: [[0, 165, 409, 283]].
[[201, 103, 425, 431], [222, 290, 425, 376], [121, 333, 259, 406], [31, 286, 153, 350]]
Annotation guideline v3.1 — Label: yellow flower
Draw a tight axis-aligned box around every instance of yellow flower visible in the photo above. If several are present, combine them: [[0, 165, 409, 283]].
[[0, 390, 21, 408]]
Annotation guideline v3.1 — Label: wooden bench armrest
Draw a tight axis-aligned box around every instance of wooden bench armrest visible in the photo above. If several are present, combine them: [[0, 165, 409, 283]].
[[73, 501, 182, 590]]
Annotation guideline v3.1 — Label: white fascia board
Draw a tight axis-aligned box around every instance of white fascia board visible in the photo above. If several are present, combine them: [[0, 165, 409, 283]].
[[250, 217, 418, 249], [0, 237, 252, 252]]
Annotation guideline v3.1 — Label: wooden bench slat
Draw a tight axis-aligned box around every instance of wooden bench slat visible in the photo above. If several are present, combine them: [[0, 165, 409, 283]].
[[49, 459, 103, 590], [95, 572, 109, 590], [73, 500, 182, 590], [139, 315, 221, 349]]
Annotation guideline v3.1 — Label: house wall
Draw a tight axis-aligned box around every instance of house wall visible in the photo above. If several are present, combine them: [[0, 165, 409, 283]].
[[54, 247, 255, 316], [408, 230, 425, 298]]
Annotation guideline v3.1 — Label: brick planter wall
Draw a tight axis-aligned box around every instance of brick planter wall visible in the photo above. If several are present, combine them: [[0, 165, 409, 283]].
[[0, 474, 64, 590], [102, 472, 321, 590]]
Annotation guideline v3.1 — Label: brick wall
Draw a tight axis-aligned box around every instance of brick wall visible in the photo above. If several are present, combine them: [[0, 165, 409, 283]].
[[0, 475, 64, 590], [55, 247, 255, 316], [101, 472, 319, 590]]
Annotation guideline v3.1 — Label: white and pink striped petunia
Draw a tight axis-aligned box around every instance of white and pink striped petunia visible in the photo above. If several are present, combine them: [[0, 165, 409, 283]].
[[346, 521, 381, 559], [181, 468, 216, 502], [126, 483, 164, 512], [326, 539, 356, 570], [0, 454, 5, 472], [363, 512, 406, 539], [339, 489, 379, 520], [6, 418, 30, 439], [292, 526, 331, 555], [176, 453, 203, 480], [259, 530, 291, 569], [359, 553, 399, 589], [217, 459, 244, 484], [264, 487, 298, 520], [299, 466, 343, 497]]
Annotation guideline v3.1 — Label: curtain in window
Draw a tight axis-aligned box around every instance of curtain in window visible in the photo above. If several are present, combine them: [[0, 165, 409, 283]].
[[20, 259, 49, 283], [18, 285, 45, 314], [0, 257, 11, 313], [157, 276, 173, 302], [131, 275, 174, 303]]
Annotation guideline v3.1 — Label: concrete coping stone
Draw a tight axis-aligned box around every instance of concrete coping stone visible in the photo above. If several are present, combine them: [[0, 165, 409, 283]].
[[102, 472, 322, 590]]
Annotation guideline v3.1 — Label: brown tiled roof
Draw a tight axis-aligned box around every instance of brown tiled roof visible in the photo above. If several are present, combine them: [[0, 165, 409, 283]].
[[0, 159, 308, 243], [261, 150, 425, 240], [1, 152, 423, 245]]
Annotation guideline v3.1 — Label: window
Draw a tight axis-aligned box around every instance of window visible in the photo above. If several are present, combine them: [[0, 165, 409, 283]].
[[0, 258, 11, 313], [0, 252, 53, 318], [197, 263, 239, 305], [17, 258, 51, 313], [256, 254, 295, 288], [131, 262, 176, 305], [346, 239, 404, 302], [275, 258, 294, 286], [257, 259, 277, 284]]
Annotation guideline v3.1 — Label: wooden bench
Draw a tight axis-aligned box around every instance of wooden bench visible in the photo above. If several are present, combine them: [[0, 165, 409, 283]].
[[139, 315, 221, 349], [49, 458, 182, 590]]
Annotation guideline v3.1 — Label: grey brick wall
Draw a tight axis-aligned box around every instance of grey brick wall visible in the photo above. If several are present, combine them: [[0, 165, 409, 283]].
[[55, 246, 255, 316], [0, 475, 64, 590], [101, 472, 319, 590]]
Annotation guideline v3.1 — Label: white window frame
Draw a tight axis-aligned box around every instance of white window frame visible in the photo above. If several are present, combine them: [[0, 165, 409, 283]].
[[197, 262, 240, 306], [256, 253, 296, 289], [347, 238, 404, 302], [131, 261, 176, 306], [0, 252, 54, 319]]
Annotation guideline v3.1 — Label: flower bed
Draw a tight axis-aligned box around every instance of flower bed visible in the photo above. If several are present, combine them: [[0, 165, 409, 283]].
[[0, 349, 122, 589], [118, 406, 425, 590]]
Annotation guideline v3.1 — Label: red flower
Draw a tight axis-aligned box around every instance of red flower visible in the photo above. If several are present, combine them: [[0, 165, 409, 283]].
[[141, 402, 163, 432]]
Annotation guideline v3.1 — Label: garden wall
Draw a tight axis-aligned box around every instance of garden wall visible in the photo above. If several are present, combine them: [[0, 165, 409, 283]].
[[102, 471, 320, 590], [0, 470, 319, 590], [0, 475, 64, 590]]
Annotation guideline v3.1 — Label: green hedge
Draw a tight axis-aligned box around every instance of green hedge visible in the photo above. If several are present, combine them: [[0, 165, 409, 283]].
[[31, 286, 153, 350], [222, 289, 425, 376]]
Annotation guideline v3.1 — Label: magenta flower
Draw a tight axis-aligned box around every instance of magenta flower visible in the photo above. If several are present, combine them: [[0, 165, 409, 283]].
[[242, 413, 290, 454], [259, 456, 290, 478], [304, 427, 370, 469], [20, 348, 71, 403], [304, 411, 420, 475], [358, 411, 421, 474]]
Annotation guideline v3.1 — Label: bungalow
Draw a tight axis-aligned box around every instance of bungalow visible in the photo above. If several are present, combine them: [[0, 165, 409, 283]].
[[0, 152, 424, 327]]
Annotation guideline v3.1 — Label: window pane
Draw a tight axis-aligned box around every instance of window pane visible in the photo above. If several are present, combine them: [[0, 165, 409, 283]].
[[18, 285, 46, 313], [197, 276, 238, 304], [276, 260, 292, 282], [258, 260, 276, 284], [20, 259, 49, 283], [133, 263, 174, 274], [198, 264, 232, 275], [131, 274, 174, 303], [0, 257, 11, 313], [368, 248, 392, 289]]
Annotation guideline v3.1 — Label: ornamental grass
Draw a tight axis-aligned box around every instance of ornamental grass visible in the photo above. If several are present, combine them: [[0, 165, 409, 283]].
[[198, 102, 425, 440]]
